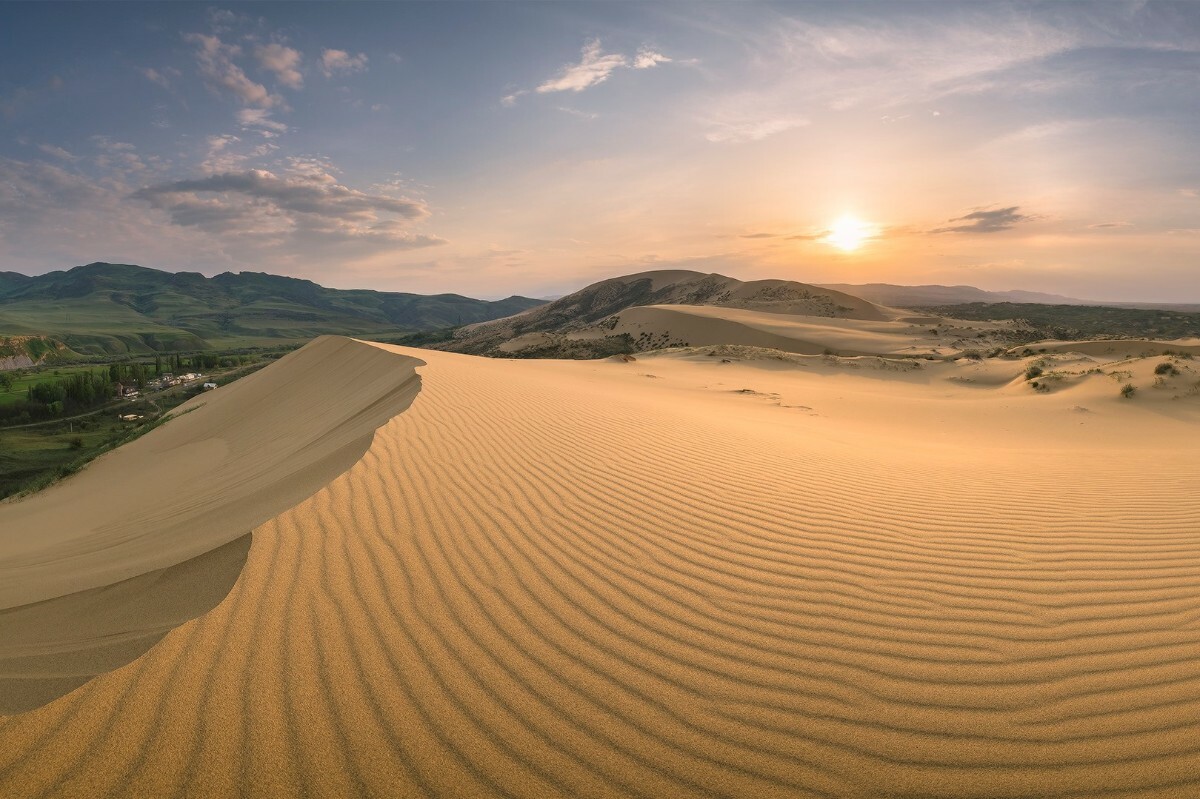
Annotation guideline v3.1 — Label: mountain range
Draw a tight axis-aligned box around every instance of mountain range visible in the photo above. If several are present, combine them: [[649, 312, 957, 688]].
[[0, 262, 543, 356], [819, 282, 1200, 313]]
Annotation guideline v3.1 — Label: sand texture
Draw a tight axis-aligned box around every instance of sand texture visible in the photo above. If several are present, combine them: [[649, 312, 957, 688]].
[[1, 335, 1199, 797]]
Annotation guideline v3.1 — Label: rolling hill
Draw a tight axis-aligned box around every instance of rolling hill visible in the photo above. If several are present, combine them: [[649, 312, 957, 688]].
[[436, 269, 894, 357], [0, 262, 544, 357]]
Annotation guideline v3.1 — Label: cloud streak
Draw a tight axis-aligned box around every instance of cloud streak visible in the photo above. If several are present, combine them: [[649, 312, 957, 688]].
[[537, 39, 627, 94], [132, 166, 442, 250], [505, 38, 677, 104], [932, 206, 1032, 234]]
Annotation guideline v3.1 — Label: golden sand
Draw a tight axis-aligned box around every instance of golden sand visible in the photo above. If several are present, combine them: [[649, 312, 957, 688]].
[[1, 334, 1198, 797]]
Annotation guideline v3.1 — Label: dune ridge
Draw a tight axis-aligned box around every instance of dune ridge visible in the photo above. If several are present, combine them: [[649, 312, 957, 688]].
[[0, 336, 423, 713], [1, 339, 1198, 797]]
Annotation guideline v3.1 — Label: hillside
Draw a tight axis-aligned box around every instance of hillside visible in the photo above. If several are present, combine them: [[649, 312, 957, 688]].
[[0, 262, 544, 357], [437, 269, 891, 357]]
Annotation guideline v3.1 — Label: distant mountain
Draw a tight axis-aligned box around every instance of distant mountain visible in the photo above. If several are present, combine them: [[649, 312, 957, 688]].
[[818, 282, 1200, 312], [0, 262, 544, 356], [818, 283, 1085, 307], [436, 269, 887, 357]]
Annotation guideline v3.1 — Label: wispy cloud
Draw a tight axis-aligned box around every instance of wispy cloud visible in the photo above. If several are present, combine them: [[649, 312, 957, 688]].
[[237, 108, 288, 137], [320, 49, 368, 78], [505, 38, 678, 105], [932, 206, 1032, 234], [633, 47, 671, 69], [140, 67, 179, 89], [555, 106, 599, 121], [185, 33, 281, 108], [37, 143, 77, 161], [256, 43, 304, 89], [537, 39, 627, 94], [704, 115, 808, 144]]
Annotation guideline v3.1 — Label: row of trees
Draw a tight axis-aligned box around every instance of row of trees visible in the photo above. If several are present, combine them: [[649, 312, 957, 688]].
[[1, 370, 117, 425], [0, 351, 260, 426], [154, 353, 245, 373]]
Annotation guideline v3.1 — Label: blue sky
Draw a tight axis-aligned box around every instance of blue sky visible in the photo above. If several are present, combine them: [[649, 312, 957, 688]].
[[1, 1, 1198, 300]]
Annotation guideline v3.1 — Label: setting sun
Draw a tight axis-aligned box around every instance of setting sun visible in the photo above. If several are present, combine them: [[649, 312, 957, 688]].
[[824, 215, 875, 252]]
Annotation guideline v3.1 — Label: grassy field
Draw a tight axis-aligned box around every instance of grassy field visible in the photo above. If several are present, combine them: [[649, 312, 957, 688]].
[[0, 365, 109, 406], [0, 420, 129, 498]]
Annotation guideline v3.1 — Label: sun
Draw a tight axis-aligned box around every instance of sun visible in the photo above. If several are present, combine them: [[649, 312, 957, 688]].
[[823, 215, 875, 252]]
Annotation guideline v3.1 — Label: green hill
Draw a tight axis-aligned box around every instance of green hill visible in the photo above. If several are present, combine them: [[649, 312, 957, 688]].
[[0, 263, 544, 356]]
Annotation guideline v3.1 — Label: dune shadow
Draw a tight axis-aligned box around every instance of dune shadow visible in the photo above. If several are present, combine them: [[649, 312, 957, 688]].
[[0, 533, 251, 714]]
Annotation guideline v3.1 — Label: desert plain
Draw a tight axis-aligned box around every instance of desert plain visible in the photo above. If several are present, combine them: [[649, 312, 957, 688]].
[[1, 298, 1198, 799]]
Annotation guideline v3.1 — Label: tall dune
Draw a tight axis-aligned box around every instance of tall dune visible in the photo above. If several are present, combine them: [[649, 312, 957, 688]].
[[1, 336, 1198, 797], [0, 336, 422, 713]]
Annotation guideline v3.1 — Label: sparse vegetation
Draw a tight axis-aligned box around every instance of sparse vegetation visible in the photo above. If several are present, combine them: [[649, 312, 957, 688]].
[[916, 302, 1200, 342], [1154, 362, 1180, 376], [1120, 383, 1136, 398], [1025, 365, 1043, 380]]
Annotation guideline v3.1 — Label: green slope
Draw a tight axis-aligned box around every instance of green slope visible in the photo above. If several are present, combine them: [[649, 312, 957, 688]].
[[0, 263, 544, 355]]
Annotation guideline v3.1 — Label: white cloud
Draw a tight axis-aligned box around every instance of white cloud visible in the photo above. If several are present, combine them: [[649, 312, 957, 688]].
[[237, 108, 289, 136], [255, 43, 304, 89], [320, 49, 369, 78], [537, 39, 627, 94], [185, 32, 281, 108], [633, 48, 671, 69], [504, 39, 682, 105]]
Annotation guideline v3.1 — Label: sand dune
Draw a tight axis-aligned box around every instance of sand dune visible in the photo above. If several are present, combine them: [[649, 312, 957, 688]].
[[0, 336, 422, 712], [1020, 338, 1200, 359], [1, 336, 1199, 797], [591, 304, 1001, 357]]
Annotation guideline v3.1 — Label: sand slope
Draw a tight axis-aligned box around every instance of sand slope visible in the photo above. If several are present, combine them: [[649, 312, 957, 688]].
[[593, 304, 999, 356], [1, 338, 1199, 797], [1019, 338, 1200, 359], [0, 336, 422, 712]]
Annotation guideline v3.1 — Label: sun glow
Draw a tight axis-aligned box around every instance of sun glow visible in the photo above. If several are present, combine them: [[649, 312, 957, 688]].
[[823, 215, 875, 252]]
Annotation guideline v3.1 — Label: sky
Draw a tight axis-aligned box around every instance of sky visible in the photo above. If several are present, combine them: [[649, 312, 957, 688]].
[[1, 1, 1198, 301]]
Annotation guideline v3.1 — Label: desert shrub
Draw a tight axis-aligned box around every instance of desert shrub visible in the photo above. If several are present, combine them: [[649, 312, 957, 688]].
[[961, 350, 984, 360], [1025, 365, 1043, 380], [1120, 383, 1136, 398], [1155, 362, 1179, 376]]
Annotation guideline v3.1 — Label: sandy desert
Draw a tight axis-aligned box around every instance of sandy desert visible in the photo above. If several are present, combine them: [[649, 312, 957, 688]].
[[2, 317, 1198, 798]]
